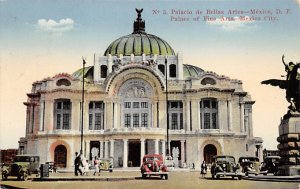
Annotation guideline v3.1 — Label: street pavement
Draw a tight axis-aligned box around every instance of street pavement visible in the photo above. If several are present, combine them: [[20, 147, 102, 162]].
[[1, 171, 300, 189]]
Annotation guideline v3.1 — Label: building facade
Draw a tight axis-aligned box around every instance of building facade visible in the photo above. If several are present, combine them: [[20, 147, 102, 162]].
[[19, 10, 263, 169]]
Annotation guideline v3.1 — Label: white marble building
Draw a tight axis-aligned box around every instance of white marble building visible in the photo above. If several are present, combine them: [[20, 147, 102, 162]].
[[19, 10, 263, 169]]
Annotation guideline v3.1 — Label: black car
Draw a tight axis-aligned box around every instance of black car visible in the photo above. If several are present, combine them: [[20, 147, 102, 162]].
[[260, 156, 281, 175]]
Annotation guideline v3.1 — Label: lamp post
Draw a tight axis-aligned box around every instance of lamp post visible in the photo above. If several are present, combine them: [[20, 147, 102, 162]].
[[165, 57, 170, 156], [80, 58, 86, 155]]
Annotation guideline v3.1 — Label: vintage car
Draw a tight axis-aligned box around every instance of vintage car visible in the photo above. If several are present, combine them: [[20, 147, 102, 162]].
[[2, 155, 40, 181], [99, 157, 113, 172], [211, 155, 243, 180], [260, 156, 281, 175], [140, 154, 168, 180], [238, 156, 260, 176]]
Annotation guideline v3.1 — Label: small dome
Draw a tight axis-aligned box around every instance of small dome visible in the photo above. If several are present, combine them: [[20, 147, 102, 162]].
[[104, 9, 175, 56], [72, 66, 94, 80], [183, 64, 204, 78]]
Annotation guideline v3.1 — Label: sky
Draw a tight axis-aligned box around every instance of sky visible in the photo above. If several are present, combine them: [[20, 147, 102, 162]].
[[0, 0, 300, 150]]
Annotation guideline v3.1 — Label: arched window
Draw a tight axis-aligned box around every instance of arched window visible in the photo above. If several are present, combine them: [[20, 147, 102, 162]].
[[169, 64, 177, 78], [56, 79, 71, 86], [100, 65, 108, 78], [200, 98, 218, 129], [201, 77, 216, 85], [158, 64, 165, 75]]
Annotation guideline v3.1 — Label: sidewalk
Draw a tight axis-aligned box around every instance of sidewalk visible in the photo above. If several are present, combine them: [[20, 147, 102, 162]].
[[244, 175, 300, 182]]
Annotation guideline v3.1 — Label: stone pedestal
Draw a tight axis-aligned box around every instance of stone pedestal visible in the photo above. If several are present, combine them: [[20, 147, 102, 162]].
[[277, 113, 300, 176]]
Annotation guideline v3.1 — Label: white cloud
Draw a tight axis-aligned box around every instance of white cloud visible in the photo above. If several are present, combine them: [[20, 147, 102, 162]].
[[37, 18, 74, 33], [206, 16, 256, 31]]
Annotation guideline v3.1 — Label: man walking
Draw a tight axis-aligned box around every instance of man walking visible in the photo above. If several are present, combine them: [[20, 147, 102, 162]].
[[74, 152, 83, 176]]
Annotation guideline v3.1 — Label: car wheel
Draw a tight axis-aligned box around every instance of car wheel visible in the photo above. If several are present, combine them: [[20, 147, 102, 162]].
[[238, 176, 242, 180], [2, 173, 8, 181], [20, 172, 28, 181], [165, 174, 168, 180], [109, 170, 113, 173]]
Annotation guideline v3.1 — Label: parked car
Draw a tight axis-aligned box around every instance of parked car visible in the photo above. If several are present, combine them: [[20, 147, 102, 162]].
[[238, 156, 260, 176], [140, 154, 168, 180], [99, 157, 113, 172], [260, 156, 281, 175], [2, 155, 40, 181], [211, 155, 243, 180]]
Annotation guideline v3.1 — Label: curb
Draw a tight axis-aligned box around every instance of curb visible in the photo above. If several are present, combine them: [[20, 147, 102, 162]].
[[32, 177, 137, 182], [244, 176, 300, 182]]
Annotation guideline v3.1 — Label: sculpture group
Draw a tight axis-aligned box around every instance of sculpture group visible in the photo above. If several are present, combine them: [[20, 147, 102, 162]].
[[262, 55, 300, 114]]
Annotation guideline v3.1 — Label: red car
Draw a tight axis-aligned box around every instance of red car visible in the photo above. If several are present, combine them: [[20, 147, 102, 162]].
[[140, 154, 168, 180]]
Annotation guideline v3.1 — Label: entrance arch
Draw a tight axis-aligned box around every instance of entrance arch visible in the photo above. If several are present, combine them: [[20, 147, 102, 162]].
[[203, 144, 217, 164], [54, 145, 67, 168]]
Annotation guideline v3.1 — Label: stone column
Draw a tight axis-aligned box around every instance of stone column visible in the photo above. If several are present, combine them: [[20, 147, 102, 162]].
[[45, 100, 54, 131], [71, 99, 80, 131], [84, 100, 89, 131], [39, 100, 44, 131], [85, 140, 90, 160], [104, 102, 107, 130], [180, 140, 185, 166], [248, 108, 253, 138], [110, 139, 114, 158], [155, 139, 159, 154], [240, 103, 245, 133], [186, 101, 190, 131], [105, 102, 113, 129], [140, 138, 145, 165], [108, 54, 113, 73], [177, 52, 184, 80], [105, 141, 109, 159], [217, 100, 222, 129], [162, 140, 166, 157], [113, 102, 118, 128], [123, 139, 128, 168], [100, 141, 104, 159], [227, 100, 232, 131]]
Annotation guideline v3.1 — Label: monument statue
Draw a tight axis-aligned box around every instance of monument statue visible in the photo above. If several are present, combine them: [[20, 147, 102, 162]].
[[261, 55, 300, 114], [261, 55, 300, 176]]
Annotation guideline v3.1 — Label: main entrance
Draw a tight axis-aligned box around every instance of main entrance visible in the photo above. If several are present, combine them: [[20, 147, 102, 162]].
[[54, 145, 67, 168], [203, 144, 217, 164], [128, 141, 141, 167]]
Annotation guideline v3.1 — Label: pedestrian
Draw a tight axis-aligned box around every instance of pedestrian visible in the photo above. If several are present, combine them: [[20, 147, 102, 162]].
[[74, 152, 83, 176], [93, 156, 100, 176], [83, 160, 90, 176], [200, 160, 207, 178]]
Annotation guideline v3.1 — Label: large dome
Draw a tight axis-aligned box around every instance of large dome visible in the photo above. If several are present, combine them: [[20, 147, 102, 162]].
[[104, 9, 175, 56], [104, 33, 175, 56]]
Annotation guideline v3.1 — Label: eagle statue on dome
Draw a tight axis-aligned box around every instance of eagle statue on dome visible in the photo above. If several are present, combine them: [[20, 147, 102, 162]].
[[261, 55, 300, 113]]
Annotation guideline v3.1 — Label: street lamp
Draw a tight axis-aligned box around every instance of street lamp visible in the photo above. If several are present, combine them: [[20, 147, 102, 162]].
[[165, 57, 170, 156], [80, 58, 86, 155]]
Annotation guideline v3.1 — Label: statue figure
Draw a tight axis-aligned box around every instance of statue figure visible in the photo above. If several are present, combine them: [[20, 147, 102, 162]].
[[135, 8, 143, 20], [261, 55, 300, 113]]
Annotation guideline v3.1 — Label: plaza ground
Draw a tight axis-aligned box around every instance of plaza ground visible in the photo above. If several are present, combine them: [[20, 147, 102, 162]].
[[1, 171, 299, 189]]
